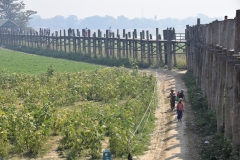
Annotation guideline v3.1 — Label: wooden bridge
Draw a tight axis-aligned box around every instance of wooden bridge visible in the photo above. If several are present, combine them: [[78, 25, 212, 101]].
[[0, 28, 186, 69], [186, 9, 240, 149]]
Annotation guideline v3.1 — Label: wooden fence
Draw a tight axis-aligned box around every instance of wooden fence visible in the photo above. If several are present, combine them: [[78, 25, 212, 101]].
[[0, 28, 186, 69], [185, 9, 240, 148]]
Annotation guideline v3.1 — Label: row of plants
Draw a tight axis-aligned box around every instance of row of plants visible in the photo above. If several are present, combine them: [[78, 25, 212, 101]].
[[4, 45, 187, 69], [183, 71, 239, 160], [4, 45, 152, 68], [0, 67, 157, 159]]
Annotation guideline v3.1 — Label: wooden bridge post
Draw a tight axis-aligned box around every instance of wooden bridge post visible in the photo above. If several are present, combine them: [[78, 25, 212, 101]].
[[93, 32, 97, 57], [134, 29, 138, 59], [140, 32, 143, 63], [105, 30, 109, 57], [156, 28, 159, 68], [206, 23, 213, 110], [112, 33, 115, 58], [60, 30, 62, 52], [225, 50, 234, 139], [88, 30, 91, 56], [142, 32, 146, 63], [172, 29, 177, 67], [129, 32, 132, 58], [73, 30, 77, 53], [213, 21, 226, 133], [163, 30, 167, 65], [196, 24, 201, 89], [233, 63, 240, 148], [210, 21, 219, 112], [232, 9, 240, 148], [68, 30, 71, 52], [83, 29, 86, 53], [47, 32, 50, 49], [150, 34, 153, 63], [77, 29, 81, 53], [126, 34, 128, 59], [123, 33, 126, 57], [146, 30, 151, 65], [167, 29, 172, 70], [132, 31, 135, 58], [123, 29, 125, 38], [185, 25, 189, 70], [159, 34, 162, 63], [35, 29, 38, 48], [30, 31, 33, 48], [117, 34, 120, 59], [64, 30, 66, 53], [52, 33, 54, 50], [235, 10, 240, 54], [200, 25, 208, 95], [98, 30, 102, 57], [55, 31, 58, 51], [39, 29, 42, 49]]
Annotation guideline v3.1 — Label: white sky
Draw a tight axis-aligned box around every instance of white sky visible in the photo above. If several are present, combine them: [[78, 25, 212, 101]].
[[23, 0, 240, 19]]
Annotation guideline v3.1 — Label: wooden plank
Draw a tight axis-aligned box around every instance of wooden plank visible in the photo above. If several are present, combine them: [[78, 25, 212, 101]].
[[227, 60, 240, 66], [218, 55, 234, 61], [156, 28, 159, 67]]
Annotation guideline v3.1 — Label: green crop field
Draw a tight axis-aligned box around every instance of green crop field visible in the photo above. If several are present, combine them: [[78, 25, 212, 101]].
[[0, 48, 102, 74], [0, 48, 158, 160]]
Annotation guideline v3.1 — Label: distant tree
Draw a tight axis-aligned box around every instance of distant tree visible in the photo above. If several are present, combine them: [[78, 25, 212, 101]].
[[65, 15, 78, 28], [0, 0, 37, 28]]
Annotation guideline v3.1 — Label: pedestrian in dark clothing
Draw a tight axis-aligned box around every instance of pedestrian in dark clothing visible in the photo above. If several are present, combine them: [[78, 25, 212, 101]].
[[179, 89, 185, 101], [167, 89, 176, 111], [128, 153, 133, 160]]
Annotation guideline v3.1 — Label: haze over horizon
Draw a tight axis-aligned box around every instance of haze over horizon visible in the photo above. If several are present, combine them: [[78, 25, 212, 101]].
[[24, 0, 240, 20]]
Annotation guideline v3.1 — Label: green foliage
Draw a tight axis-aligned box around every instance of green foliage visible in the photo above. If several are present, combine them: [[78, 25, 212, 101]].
[[0, 0, 37, 28], [0, 67, 157, 159], [183, 71, 240, 160], [202, 134, 233, 160]]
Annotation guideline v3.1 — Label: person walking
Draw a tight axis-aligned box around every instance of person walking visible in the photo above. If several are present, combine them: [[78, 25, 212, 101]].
[[109, 27, 112, 37], [179, 89, 185, 101], [176, 98, 184, 121], [85, 28, 88, 37], [167, 89, 176, 111]]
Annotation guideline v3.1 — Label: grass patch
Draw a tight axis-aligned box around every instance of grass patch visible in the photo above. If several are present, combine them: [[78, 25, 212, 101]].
[[0, 48, 102, 74]]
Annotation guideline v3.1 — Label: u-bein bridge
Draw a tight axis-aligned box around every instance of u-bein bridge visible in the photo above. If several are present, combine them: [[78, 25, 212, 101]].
[[186, 9, 240, 150], [0, 27, 186, 69]]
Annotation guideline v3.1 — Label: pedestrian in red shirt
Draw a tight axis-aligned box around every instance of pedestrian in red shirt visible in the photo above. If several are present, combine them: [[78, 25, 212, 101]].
[[176, 98, 184, 121]]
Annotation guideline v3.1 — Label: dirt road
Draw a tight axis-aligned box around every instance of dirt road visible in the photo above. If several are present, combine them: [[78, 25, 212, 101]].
[[137, 69, 200, 160]]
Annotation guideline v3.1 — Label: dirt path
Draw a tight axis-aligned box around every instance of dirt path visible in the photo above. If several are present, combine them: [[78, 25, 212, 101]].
[[137, 69, 200, 160]]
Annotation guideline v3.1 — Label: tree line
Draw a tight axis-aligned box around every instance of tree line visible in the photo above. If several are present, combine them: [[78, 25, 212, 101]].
[[0, 0, 36, 28], [29, 14, 221, 31]]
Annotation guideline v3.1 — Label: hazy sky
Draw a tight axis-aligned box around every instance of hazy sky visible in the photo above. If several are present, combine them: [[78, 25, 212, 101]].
[[23, 0, 240, 19]]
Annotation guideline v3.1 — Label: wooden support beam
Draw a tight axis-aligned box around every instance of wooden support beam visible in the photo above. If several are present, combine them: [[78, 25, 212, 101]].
[[218, 55, 235, 61], [227, 60, 240, 66]]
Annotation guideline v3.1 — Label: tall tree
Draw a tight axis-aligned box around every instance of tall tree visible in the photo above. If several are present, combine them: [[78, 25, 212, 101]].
[[0, 0, 37, 28]]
